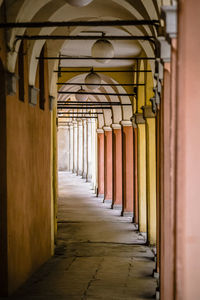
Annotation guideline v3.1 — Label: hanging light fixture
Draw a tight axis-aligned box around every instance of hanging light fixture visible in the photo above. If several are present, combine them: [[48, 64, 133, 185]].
[[85, 70, 101, 90], [91, 36, 114, 63], [75, 86, 88, 101], [66, 0, 93, 7]]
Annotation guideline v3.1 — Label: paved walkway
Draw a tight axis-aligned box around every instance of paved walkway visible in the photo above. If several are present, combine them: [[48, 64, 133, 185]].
[[11, 172, 156, 300]]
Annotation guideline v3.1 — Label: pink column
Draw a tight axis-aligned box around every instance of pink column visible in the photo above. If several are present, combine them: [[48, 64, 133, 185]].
[[111, 124, 122, 210], [97, 129, 104, 197], [121, 121, 134, 217], [175, 1, 200, 299], [103, 127, 112, 203]]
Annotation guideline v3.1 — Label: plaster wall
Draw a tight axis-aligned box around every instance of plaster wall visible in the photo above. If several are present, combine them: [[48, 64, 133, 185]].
[[0, 35, 52, 295]]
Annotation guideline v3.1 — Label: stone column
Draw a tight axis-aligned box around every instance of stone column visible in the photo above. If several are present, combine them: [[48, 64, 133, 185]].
[[66, 125, 70, 171], [91, 120, 96, 190], [82, 119, 87, 179], [73, 121, 77, 173], [77, 120, 83, 176], [97, 128, 104, 197], [87, 120, 92, 182], [103, 126, 112, 203], [69, 123, 74, 172], [143, 106, 157, 246], [111, 124, 122, 210], [76, 120, 80, 175], [58, 125, 70, 171], [135, 113, 147, 236], [121, 121, 134, 217]]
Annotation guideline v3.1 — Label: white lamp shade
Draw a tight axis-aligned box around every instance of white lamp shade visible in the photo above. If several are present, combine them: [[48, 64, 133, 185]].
[[91, 38, 114, 63], [85, 72, 101, 90], [66, 0, 93, 7], [75, 88, 88, 101]]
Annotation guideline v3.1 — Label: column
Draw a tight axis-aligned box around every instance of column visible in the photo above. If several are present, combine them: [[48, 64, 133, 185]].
[[111, 124, 122, 210], [87, 120, 92, 182], [143, 106, 157, 246], [132, 118, 139, 225], [73, 121, 77, 173], [69, 123, 74, 172], [76, 120, 80, 175], [121, 121, 134, 217], [159, 8, 176, 298], [103, 126, 112, 203], [175, 1, 200, 299], [66, 125, 70, 171], [97, 128, 104, 197], [58, 125, 69, 171], [135, 113, 147, 235], [91, 120, 96, 190], [82, 119, 87, 179], [77, 120, 83, 175]]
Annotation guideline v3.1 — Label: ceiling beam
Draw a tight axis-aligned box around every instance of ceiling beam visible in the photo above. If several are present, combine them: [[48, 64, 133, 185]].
[[0, 19, 159, 28], [57, 83, 145, 86], [58, 106, 112, 109], [54, 69, 151, 73], [58, 91, 135, 96], [17, 35, 155, 42], [40, 56, 156, 60], [57, 101, 131, 105]]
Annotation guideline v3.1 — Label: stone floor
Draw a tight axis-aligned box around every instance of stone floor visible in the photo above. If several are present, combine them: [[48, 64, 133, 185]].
[[9, 172, 157, 300]]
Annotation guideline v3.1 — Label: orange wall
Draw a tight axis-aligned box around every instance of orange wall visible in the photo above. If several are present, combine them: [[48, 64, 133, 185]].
[[0, 29, 52, 295]]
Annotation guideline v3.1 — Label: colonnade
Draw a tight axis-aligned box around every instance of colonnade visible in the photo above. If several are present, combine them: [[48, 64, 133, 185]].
[[58, 111, 157, 247], [58, 119, 98, 192], [96, 113, 157, 246]]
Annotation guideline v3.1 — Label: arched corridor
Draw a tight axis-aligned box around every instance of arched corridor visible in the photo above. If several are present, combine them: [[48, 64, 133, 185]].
[[1, 0, 200, 299], [8, 172, 156, 299]]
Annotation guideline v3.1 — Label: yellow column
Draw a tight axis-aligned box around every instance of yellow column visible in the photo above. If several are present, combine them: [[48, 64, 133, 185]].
[[135, 114, 147, 234], [143, 106, 157, 246], [53, 108, 58, 243]]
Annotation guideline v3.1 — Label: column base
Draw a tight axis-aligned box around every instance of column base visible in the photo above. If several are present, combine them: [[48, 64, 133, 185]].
[[82, 172, 87, 179], [156, 288, 160, 300], [103, 199, 112, 204], [112, 204, 122, 210], [121, 211, 134, 218], [153, 270, 159, 279], [77, 170, 83, 176], [98, 193, 104, 198]]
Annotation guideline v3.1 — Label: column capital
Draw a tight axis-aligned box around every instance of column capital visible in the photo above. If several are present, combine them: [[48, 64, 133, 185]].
[[135, 113, 145, 124], [142, 106, 156, 119], [120, 120, 132, 127], [112, 123, 121, 129], [103, 126, 112, 131], [96, 128, 104, 134], [158, 35, 171, 63], [77, 119, 83, 125], [131, 115, 137, 128], [161, 5, 177, 39]]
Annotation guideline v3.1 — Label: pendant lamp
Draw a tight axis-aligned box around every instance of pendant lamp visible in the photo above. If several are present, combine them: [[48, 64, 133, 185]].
[[85, 71, 101, 90], [75, 86, 88, 101], [91, 38, 114, 63], [66, 0, 93, 7]]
